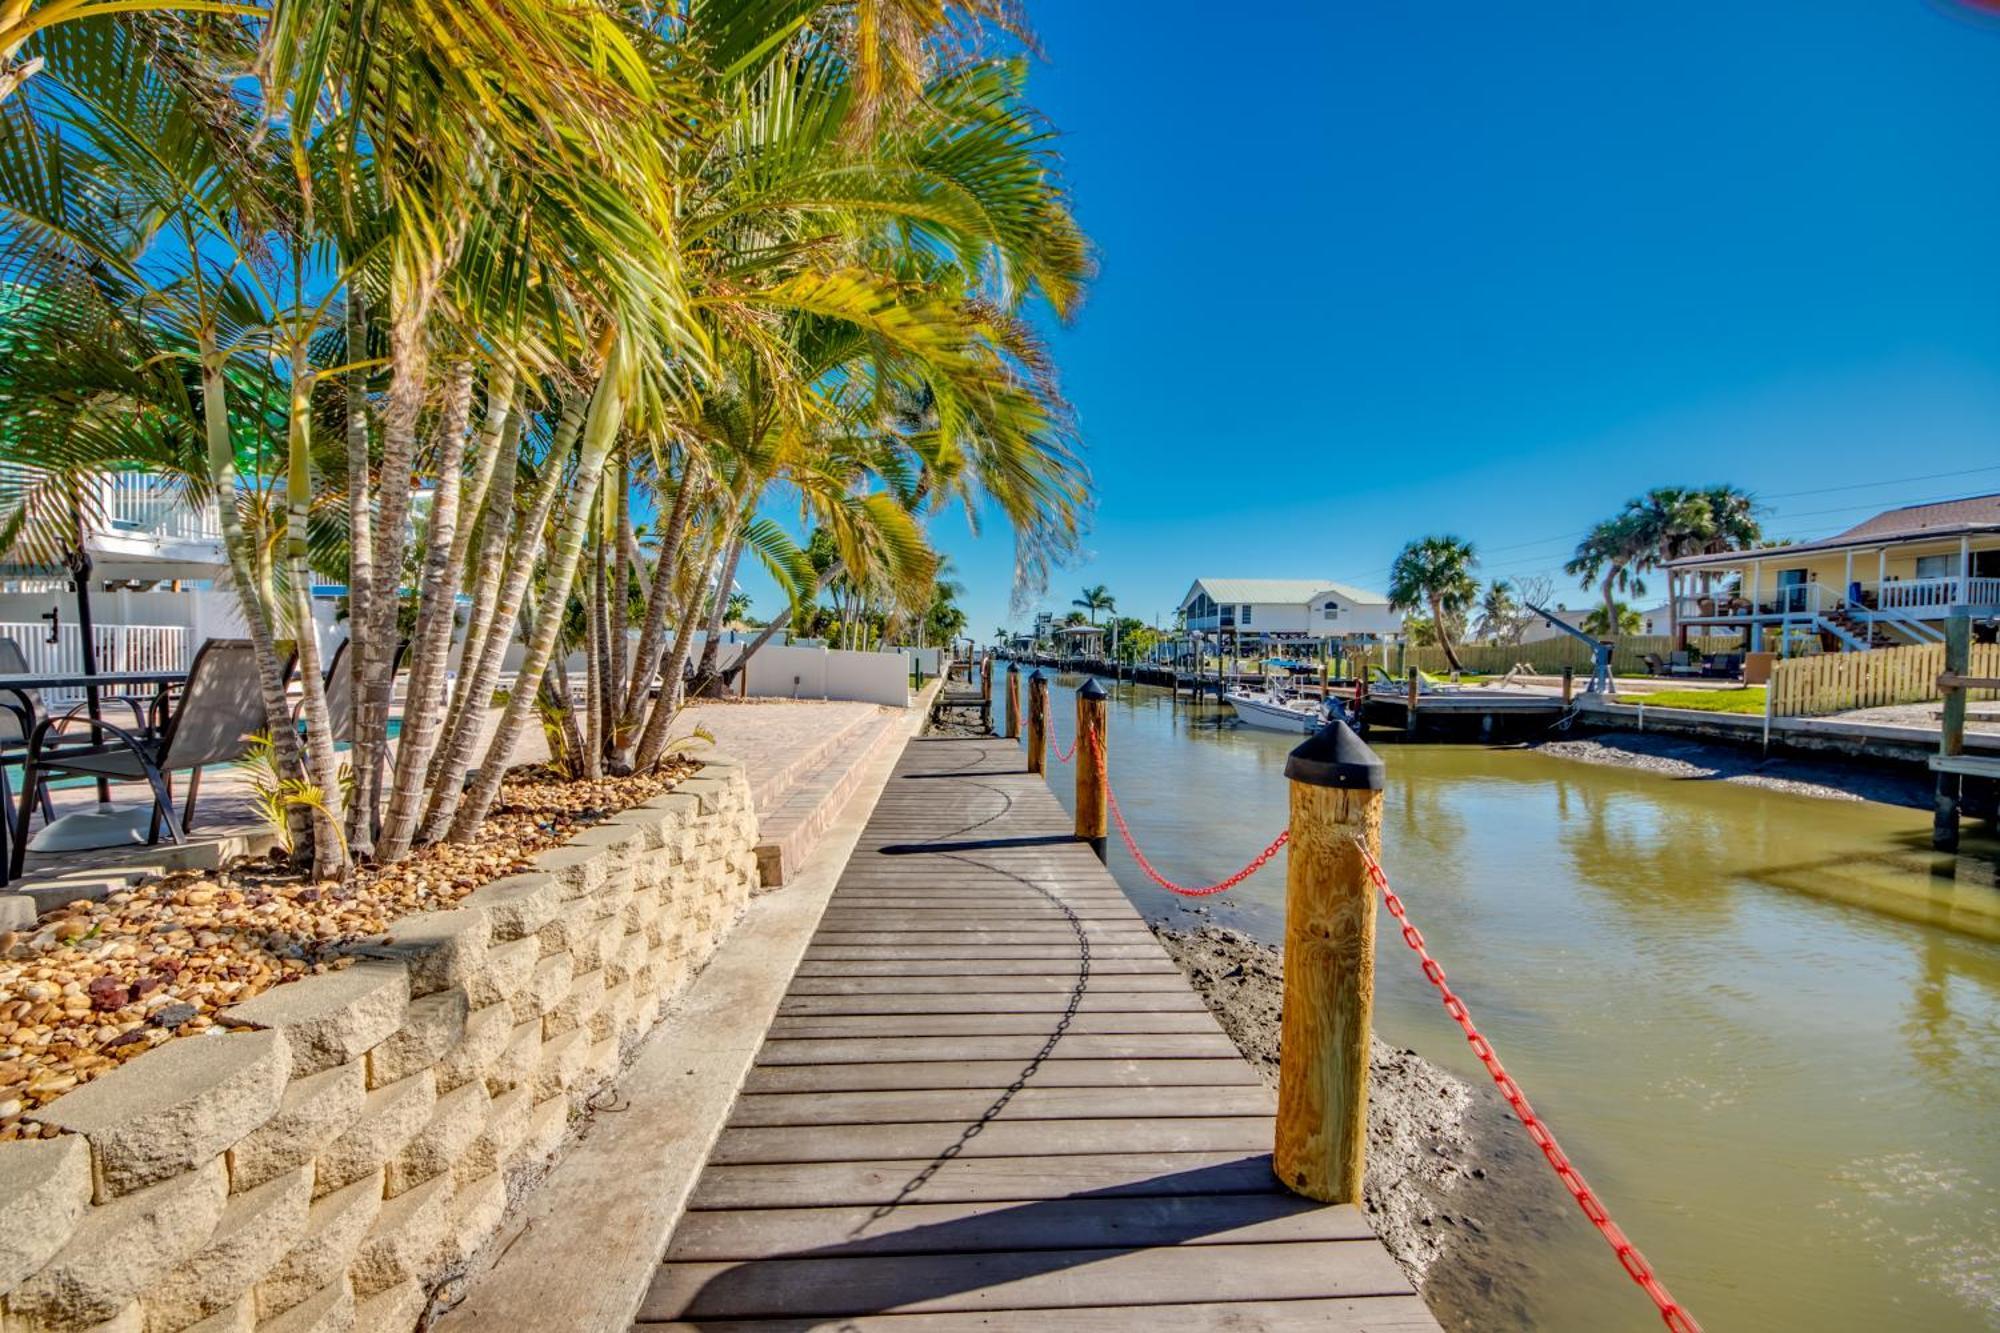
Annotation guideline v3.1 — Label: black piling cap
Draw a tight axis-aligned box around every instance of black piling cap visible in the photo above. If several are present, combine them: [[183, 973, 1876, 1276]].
[[1079, 677, 1107, 700], [1029, 668, 1045, 684], [1284, 718, 1385, 791]]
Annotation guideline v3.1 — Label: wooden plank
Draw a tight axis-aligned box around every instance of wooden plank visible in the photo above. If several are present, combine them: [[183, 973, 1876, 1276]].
[[688, 1151, 1287, 1210], [754, 1034, 1242, 1064], [726, 1085, 1275, 1128], [743, 1059, 1260, 1094], [777, 991, 1208, 1016], [667, 1193, 1365, 1260], [708, 1117, 1275, 1165], [802, 945, 1163, 961], [786, 974, 1193, 995], [795, 960, 1178, 977], [639, 1238, 1414, 1320], [639, 1295, 1442, 1331], [765, 1012, 1221, 1038]]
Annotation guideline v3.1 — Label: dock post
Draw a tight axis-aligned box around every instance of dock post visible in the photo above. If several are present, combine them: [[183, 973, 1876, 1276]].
[[981, 654, 993, 703], [1004, 663, 1021, 739], [1276, 721, 1385, 1204], [1405, 668, 1420, 735], [1561, 666, 1574, 705], [1026, 670, 1049, 774], [1076, 678, 1109, 861], [1935, 613, 1970, 851]]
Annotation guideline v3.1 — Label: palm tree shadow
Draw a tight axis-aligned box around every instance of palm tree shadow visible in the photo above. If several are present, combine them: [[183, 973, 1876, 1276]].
[[660, 1156, 1311, 1327]]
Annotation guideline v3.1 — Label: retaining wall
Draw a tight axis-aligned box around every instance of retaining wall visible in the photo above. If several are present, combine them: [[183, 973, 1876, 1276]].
[[0, 759, 759, 1333]]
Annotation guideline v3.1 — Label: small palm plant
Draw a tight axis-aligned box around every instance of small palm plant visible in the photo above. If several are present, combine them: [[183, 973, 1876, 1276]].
[[236, 732, 348, 860]]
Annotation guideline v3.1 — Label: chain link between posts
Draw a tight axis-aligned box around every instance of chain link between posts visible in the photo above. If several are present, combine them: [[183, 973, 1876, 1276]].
[[1355, 837, 1703, 1333]]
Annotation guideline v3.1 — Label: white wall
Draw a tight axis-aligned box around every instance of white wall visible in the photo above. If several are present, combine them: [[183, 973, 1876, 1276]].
[[741, 642, 911, 707]]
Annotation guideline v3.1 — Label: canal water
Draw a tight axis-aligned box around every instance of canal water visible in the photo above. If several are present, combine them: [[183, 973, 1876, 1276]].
[[1017, 672, 2000, 1333]]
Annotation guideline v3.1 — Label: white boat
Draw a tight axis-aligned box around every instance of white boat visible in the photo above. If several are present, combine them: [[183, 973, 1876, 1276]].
[[1224, 688, 1328, 733]]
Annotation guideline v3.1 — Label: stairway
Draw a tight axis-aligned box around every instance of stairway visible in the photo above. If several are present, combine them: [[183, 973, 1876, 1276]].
[[1821, 605, 1897, 650], [749, 709, 907, 888]]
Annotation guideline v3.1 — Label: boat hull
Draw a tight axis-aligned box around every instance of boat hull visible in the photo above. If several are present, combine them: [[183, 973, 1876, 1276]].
[[1225, 691, 1324, 733]]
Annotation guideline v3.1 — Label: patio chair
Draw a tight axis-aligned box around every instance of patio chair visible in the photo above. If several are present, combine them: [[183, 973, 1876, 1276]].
[[0, 638, 57, 832], [10, 639, 271, 875], [1642, 653, 1667, 676]]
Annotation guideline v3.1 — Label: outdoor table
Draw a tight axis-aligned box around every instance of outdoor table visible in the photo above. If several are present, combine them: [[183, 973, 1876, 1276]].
[[0, 668, 190, 887]]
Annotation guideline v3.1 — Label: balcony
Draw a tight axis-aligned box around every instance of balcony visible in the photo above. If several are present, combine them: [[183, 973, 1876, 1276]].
[[82, 473, 227, 576]]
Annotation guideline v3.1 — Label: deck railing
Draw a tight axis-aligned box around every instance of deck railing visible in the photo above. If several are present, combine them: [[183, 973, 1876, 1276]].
[[1769, 638, 2000, 717], [100, 472, 222, 543]]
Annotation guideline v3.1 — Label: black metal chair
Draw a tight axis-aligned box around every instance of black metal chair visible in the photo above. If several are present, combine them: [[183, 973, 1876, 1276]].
[[0, 639, 57, 870], [10, 639, 273, 876]]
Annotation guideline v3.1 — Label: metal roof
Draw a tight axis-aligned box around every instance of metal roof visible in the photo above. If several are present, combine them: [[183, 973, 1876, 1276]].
[[1178, 578, 1390, 609], [1668, 493, 2000, 568]]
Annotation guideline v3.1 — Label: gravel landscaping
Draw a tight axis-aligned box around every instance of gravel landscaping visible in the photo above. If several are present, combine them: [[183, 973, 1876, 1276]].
[[0, 762, 695, 1140]]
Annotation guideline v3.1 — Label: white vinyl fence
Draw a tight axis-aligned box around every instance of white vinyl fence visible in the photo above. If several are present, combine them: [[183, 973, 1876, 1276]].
[[0, 623, 191, 702]]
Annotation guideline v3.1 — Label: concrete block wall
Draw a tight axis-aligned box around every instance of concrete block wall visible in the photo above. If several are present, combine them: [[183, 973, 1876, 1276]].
[[0, 761, 759, 1333]]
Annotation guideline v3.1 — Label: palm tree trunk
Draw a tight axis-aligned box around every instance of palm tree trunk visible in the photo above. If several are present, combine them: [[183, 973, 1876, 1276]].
[[610, 451, 630, 724], [374, 357, 476, 862], [692, 525, 747, 694], [418, 394, 582, 841], [629, 541, 719, 773], [342, 295, 375, 854], [430, 401, 522, 789], [583, 534, 606, 778], [1602, 571, 1619, 640], [616, 455, 702, 728], [450, 337, 630, 841], [1429, 594, 1465, 673], [197, 341, 311, 851], [283, 359, 349, 878], [732, 558, 846, 671]]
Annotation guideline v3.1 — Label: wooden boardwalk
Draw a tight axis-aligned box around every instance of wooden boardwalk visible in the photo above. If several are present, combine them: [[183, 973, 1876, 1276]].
[[640, 734, 1439, 1330]]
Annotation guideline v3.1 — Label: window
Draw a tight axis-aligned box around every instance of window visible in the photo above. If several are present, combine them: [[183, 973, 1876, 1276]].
[[1915, 555, 1954, 581], [1240, 604, 1253, 626], [1322, 602, 1339, 621]]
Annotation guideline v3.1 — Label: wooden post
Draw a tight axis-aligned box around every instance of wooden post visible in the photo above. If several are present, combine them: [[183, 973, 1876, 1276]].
[[1561, 666, 1574, 705], [981, 654, 993, 702], [1935, 613, 1969, 851], [1276, 721, 1385, 1204], [1405, 668, 1420, 735], [1075, 677, 1108, 861], [1004, 663, 1021, 739], [1026, 670, 1048, 775]]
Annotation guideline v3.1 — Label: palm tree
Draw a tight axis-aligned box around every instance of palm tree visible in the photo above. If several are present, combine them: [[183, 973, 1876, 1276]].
[[1072, 584, 1115, 625], [1474, 579, 1519, 644], [1388, 537, 1479, 672], [1566, 515, 1651, 641], [1582, 602, 1644, 637]]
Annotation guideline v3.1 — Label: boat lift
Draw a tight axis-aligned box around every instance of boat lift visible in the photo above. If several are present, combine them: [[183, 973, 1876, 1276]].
[[1523, 603, 1616, 695]]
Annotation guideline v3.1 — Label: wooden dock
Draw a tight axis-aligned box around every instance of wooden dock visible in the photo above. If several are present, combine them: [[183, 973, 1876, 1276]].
[[638, 734, 1438, 1330]]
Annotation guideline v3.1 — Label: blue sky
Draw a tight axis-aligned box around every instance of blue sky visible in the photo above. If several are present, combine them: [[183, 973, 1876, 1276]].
[[746, 1, 2000, 636]]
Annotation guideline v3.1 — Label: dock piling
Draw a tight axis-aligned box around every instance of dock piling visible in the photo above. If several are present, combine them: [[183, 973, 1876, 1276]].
[[1276, 720, 1385, 1204], [1026, 670, 1048, 774], [1076, 677, 1108, 861], [1935, 613, 1970, 851], [1004, 663, 1021, 739], [1561, 666, 1574, 705], [1405, 668, 1420, 735], [981, 654, 993, 704]]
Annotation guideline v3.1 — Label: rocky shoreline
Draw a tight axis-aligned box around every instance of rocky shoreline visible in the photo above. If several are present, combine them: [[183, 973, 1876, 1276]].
[[1153, 921, 1576, 1329], [1528, 730, 1930, 806]]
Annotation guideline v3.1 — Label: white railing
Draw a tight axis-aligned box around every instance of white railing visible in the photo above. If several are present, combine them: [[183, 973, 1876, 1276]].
[[0, 623, 192, 702], [1970, 577, 2000, 607], [100, 473, 222, 543], [1761, 583, 1822, 616], [1880, 577, 1969, 611]]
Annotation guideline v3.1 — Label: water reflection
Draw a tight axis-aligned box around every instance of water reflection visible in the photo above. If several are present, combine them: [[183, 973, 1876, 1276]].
[[1020, 672, 2000, 1333]]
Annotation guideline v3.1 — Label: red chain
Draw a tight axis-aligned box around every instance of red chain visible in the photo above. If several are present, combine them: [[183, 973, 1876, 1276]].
[[1355, 838, 1702, 1333], [1050, 731, 1079, 764], [1085, 724, 1288, 897]]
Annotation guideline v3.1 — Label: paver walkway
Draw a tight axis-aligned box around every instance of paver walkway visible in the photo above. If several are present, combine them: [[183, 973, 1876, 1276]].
[[640, 733, 1439, 1330]]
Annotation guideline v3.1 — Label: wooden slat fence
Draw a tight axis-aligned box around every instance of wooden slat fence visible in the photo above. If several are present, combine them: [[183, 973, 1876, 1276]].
[[1769, 641, 2000, 717]]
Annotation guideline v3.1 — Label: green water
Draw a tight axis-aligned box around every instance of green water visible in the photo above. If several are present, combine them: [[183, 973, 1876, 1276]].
[[1022, 673, 2000, 1333]]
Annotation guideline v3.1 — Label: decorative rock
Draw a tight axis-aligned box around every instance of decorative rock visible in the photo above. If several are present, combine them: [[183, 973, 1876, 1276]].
[[228, 1062, 366, 1193], [344, 910, 488, 999], [143, 1164, 312, 1331], [30, 1030, 290, 1199], [347, 1171, 451, 1298], [224, 963, 409, 1078], [527, 845, 606, 899], [366, 989, 469, 1090], [456, 874, 559, 943], [533, 1027, 589, 1102], [456, 1087, 530, 1187], [258, 1276, 354, 1333], [0, 1133, 92, 1289], [0, 892, 35, 931], [7, 1156, 227, 1326], [385, 1079, 487, 1197], [313, 1071, 434, 1199], [435, 1001, 511, 1094], [465, 937, 538, 1011], [350, 1279, 425, 1333], [254, 1171, 381, 1321]]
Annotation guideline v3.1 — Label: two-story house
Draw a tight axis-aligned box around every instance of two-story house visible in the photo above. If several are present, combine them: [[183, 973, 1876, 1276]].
[[1665, 493, 2000, 652], [1177, 578, 1404, 643]]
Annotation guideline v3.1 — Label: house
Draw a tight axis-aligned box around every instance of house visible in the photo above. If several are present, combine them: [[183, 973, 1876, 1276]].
[[1177, 578, 1404, 643], [1665, 493, 2000, 652], [1517, 602, 1672, 643]]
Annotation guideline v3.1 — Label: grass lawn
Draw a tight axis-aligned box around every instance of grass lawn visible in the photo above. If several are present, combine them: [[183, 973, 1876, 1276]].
[[1612, 686, 1767, 714]]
